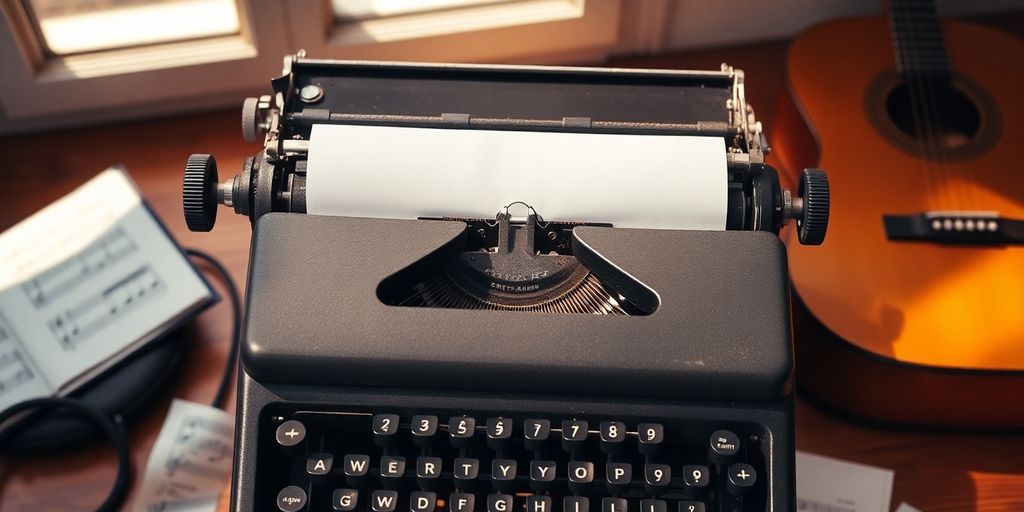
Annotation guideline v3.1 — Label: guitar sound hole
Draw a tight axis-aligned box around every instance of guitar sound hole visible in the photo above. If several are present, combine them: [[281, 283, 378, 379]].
[[866, 70, 999, 161], [885, 82, 981, 149]]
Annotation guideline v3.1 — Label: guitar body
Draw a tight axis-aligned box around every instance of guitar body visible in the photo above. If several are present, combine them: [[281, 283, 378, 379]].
[[772, 17, 1024, 428]]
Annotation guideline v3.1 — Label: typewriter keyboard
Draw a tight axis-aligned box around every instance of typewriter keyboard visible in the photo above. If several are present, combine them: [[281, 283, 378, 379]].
[[257, 410, 768, 512]]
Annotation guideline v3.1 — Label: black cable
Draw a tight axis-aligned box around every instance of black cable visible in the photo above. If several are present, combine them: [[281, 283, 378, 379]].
[[0, 397, 131, 512], [185, 248, 242, 410]]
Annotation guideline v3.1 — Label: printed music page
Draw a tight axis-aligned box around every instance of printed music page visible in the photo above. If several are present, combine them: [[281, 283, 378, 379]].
[[796, 451, 894, 512], [0, 167, 212, 411], [133, 399, 234, 512]]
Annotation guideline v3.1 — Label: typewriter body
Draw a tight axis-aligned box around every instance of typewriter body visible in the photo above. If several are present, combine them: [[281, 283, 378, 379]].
[[183, 55, 829, 512]]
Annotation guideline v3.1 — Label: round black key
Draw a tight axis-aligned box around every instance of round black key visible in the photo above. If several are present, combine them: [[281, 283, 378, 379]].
[[568, 461, 595, 494], [306, 452, 334, 479], [449, 416, 476, 448], [524, 419, 551, 451], [605, 462, 632, 495], [412, 415, 439, 447], [529, 460, 557, 492], [486, 417, 513, 451], [643, 464, 671, 496], [373, 414, 401, 447], [491, 459, 518, 492], [681, 465, 710, 497], [561, 419, 588, 453], [599, 421, 627, 453], [276, 420, 306, 447], [277, 485, 307, 512], [677, 501, 705, 512], [708, 430, 741, 465], [725, 463, 757, 496], [637, 423, 664, 455]]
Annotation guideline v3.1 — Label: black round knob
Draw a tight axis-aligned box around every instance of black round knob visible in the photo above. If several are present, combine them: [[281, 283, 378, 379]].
[[798, 168, 829, 245], [725, 463, 757, 497], [708, 429, 741, 466], [241, 97, 260, 143], [183, 154, 219, 232]]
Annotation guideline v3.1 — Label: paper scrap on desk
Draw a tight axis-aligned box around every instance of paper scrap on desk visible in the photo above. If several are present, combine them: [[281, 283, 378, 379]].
[[894, 503, 921, 512], [133, 399, 234, 512], [796, 451, 894, 512], [305, 124, 729, 231]]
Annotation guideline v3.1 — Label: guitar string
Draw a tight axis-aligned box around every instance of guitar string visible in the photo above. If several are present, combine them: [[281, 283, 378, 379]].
[[896, 0, 950, 315], [888, 0, 937, 209], [902, 0, 959, 211], [902, 0, 950, 210], [885, 0, 931, 308], [892, 0, 938, 211], [913, 0, 962, 210], [902, 0, 974, 346]]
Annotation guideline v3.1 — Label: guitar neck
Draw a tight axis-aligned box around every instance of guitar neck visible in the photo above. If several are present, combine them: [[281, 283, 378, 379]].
[[887, 0, 951, 81]]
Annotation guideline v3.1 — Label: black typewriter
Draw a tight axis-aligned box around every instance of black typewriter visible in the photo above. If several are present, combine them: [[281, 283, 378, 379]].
[[182, 55, 829, 512]]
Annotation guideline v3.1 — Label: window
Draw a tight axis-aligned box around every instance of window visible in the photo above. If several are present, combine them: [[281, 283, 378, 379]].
[[333, 0, 517, 21], [28, 0, 241, 55], [286, 0, 620, 63], [0, 0, 620, 133]]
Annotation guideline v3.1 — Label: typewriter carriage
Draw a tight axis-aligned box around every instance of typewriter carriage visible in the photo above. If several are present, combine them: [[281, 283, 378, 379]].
[[183, 57, 829, 246]]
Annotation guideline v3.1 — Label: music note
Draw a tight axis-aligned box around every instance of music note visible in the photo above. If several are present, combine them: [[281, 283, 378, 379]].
[[135, 400, 234, 512], [0, 314, 47, 402], [21, 228, 137, 308], [48, 265, 165, 350]]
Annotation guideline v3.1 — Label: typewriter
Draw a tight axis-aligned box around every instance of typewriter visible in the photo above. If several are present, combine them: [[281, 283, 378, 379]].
[[182, 55, 829, 512]]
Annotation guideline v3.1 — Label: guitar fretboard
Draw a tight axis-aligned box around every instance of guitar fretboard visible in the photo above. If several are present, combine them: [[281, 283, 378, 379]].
[[888, 0, 951, 81]]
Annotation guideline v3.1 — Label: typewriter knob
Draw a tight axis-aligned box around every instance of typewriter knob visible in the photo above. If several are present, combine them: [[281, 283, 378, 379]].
[[183, 154, 219, 232], [796, 168, 830, 245], [241, 97, 261, 143]]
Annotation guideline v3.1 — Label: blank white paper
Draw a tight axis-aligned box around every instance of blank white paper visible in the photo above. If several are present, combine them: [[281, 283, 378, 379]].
[[305, 124, 728, 230]]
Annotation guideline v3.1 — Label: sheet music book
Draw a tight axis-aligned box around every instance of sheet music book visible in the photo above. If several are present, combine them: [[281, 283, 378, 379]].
[[0, 167, 214, 412]]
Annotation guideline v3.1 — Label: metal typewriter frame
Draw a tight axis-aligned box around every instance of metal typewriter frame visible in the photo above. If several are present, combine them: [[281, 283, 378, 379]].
[[186, 55, 827, 244]]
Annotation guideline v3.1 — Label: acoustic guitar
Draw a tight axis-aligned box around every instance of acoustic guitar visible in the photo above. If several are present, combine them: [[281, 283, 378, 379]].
[[771, 0, 1024, 428]]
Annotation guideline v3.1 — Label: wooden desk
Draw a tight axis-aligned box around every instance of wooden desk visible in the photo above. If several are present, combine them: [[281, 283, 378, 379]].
[[2, 26, 1023, 512]]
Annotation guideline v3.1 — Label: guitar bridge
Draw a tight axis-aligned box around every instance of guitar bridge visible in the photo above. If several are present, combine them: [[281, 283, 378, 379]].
[[883, 211, 1024, 245]]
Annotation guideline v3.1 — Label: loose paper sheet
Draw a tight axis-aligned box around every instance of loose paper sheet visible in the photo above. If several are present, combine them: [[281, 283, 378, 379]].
[[133, 399, 234, 512], [797, 451, 894, 512], [306, 124, 728, 230], [894, 503, 921, 512], [0, 168, 211, 411]]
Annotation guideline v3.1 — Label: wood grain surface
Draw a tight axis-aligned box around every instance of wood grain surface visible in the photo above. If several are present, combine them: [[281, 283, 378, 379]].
[[1, 18, 1022, 512]]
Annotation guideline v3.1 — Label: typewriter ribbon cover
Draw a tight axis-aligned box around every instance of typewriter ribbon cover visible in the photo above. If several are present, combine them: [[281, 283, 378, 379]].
[[304, 125, 728, 231]]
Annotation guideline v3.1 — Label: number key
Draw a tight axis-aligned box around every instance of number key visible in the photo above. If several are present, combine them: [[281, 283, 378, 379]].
[[486, 417, 513, 451], [682, 465, 710, 497], [637, 423, 664, 455], [411, 415, 438, 447], [524, 419, 551, 451], [677, 501, 705, 512], [372, 414, 400, 447], [643, 464, 671, 496], [599, 421, 626, 453], [449, 416, 476, 448], [561, 419, 588, 453]]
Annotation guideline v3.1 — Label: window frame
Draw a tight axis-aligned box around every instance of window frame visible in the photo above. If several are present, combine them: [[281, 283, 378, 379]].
[[0, 0, 622, 133], [283, 0, 620, 63], [0, 0, 290, 119]]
